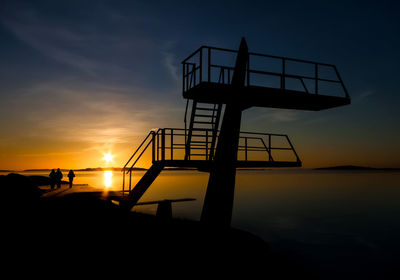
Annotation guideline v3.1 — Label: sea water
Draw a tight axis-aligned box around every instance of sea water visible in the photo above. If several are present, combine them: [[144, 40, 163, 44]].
[[4, 169, 400, 279]]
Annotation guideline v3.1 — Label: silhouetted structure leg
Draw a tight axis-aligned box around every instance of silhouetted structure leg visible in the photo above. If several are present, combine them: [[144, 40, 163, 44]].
[[156, 201, 173, 219], [120, 162, 164, 211], [201, 38, 248, 227], [201, 104, 242, 226]]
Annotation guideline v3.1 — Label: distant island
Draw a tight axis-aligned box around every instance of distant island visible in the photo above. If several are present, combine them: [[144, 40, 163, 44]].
[[315, 165, 400, 171]]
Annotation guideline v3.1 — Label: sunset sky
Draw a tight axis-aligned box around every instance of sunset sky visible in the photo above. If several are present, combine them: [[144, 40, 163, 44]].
[[1, 0, 399, 170]]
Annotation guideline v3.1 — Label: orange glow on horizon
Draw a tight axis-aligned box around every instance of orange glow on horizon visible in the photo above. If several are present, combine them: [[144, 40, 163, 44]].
[[1, 137, 399, 170]]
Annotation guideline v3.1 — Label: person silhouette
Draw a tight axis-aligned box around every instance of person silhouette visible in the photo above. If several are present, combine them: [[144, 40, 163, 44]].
[[68, 170, 75, 188], [56, 168, 63, 189], [49, 169, 56, 190]]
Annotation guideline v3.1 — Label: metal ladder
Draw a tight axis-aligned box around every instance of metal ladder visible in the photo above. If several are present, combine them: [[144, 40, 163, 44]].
[[184, 100, 222, 161]]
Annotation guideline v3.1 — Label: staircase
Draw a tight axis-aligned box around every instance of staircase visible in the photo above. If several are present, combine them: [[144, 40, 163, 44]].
[[184, 100, 222, 161], [120, 162, 164, 210]]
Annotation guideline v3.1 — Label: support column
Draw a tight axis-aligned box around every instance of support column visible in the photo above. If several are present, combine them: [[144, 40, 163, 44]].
[[200, 104, 242, 226], [201, 38, 248, 227]]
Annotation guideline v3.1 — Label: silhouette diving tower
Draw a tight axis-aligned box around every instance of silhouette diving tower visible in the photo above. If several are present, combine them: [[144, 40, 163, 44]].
[[120, 38, 350, 227]]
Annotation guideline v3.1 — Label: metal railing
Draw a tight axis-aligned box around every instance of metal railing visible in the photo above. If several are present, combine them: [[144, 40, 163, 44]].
[[122, 130, 155, 194], [122, 128, 300, 193], [182, 46, 349, 98]]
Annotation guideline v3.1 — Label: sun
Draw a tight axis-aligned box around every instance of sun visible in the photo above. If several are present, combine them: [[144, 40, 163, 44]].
[[103, 153, 114, 164]]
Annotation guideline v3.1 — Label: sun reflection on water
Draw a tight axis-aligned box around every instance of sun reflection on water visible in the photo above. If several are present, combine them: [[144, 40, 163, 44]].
[[104, 170, 113, 188]]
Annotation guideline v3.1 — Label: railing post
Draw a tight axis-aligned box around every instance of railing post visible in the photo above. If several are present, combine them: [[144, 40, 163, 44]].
[[286, 135, 301, 163], [189, 65, 193, 88], [152, 131, 155, 163], [208, 47, 211, 82], [281, 58, 286, 89], [182, 63, 185, 92], [171, 129, 173, 160], [122, 168, 125, 196], [315, 63, 318, 94], [206, 130, 209, 160], [245, 137, 248, 161], [186, 64, 189, 90], [268, 135, 272, 161], [200, 47, 203, 83], [161, 128, 165, 161], [129, 169, 132, 192], [184, 112, 187, 149], [157, 132, 159, 161], [334, 66, 350, 98]]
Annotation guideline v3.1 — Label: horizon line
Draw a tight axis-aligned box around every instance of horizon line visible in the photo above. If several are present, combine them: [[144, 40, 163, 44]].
[[1, 165, 400, 172]]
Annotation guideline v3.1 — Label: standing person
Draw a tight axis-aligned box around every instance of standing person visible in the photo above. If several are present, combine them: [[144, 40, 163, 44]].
[[49, 169, 56, 190], [56, 168, 63, 189], [67, 170, 75, 188]]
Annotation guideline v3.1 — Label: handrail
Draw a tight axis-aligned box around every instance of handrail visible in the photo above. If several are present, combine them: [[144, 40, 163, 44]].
[[182, 45, 336, 67], [122, 127, 301, 194], [122, 131, 153, 171], [126, 139, 153, 174], [182, 45, 349, 98], [125, 128, 299, 164], [122, 129, 159, 194]]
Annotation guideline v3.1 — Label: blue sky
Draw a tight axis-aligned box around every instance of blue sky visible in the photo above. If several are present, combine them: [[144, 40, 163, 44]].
[[0, 0, 399, 169]]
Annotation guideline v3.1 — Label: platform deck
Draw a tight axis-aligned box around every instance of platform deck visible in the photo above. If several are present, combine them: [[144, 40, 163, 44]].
[[183, 82, 350, 111]]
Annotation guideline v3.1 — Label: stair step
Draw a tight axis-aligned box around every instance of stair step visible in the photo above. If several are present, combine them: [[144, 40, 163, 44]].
[[191, 134, 209, 137], [195, 114, 216, 118], [193, 121, 215, 124], [191, 128, 215, 131], [189, 144, 210, 147], [189, 144, 209, 147], [196, 107, 215, 111]]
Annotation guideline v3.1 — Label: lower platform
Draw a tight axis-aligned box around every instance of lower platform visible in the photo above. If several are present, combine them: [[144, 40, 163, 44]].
[[160, 159, 301, 171], [183, 82, 350, 111]]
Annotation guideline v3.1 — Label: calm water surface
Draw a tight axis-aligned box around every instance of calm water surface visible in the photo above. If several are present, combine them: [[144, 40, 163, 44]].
[[6, 169, 400, 279]]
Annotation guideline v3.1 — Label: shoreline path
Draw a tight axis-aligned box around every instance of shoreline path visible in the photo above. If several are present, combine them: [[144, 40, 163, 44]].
[[40, 184, 122, 200]]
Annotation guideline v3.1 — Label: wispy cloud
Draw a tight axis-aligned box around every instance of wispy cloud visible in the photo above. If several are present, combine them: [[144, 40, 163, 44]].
[[248, 109, 301, 123], [0, 5, 186, 153], [3, 18, 100, 76], [5, 80, 182, 146], [301, 117, 328, 126], [162, 51, 180, 84], [354, 90, 374, 103], [1, 6, 158, 81]]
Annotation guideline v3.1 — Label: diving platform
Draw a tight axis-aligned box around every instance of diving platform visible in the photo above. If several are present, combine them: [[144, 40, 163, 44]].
[[122, 128, 300, 170], [158, 159, 300, 169], [120, 38, 350, 227], [184, 82, 350, 111], [120, 127, 301, 210], [182, 46, 350, 111]]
